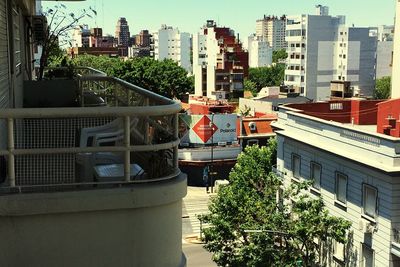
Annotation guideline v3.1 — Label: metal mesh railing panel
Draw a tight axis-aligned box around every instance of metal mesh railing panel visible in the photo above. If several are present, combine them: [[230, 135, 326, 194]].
[[14, 117, 114, 186]]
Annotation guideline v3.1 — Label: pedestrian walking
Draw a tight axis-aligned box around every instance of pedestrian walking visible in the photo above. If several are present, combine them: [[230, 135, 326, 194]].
[[203, 165, 210, 193]]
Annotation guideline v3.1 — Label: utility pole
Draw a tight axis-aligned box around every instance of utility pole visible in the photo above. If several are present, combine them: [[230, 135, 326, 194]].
[[210, 113, 215, 193]]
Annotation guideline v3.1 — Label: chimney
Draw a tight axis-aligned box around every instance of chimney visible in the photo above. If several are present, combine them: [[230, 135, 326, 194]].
[[392, 0, 400, 98]]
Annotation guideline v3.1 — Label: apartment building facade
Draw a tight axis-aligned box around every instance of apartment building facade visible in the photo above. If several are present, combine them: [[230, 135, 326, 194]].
[[193, 20, 248, 100], [248, 35, 273, 68], [152, 25, 191, 72], [0, 0, 187, 266], [273, 99, 400, 266], [284, 13, 376, 101], [255, 15, 287, 51]]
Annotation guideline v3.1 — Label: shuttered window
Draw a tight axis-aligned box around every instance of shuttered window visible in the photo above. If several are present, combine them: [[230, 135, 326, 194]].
[[0, 0, 10, 108], [12, 3, 21, 76]]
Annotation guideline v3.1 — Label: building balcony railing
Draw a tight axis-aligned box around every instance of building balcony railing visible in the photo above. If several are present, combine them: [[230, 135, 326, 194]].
[[0, 67, 181, 194]]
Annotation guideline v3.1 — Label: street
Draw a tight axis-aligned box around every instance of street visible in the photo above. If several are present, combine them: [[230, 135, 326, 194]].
[[182, 186, 217, 267]]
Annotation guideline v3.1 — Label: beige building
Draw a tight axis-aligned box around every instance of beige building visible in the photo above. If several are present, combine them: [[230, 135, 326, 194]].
[[0, 0, 186, 266], [255, 15, 287, 51]]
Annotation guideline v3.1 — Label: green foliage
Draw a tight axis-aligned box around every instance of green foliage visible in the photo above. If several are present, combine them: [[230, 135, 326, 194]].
[[248, 64, 285, 92], [244, 79, 258, 97], [111, 57, 194, 98], [200, 139, 352, 267], [273, 49, 288, 63], [373, 76, 391, 99], [72, 55, 194, 99], [71, 54, 121, 76]]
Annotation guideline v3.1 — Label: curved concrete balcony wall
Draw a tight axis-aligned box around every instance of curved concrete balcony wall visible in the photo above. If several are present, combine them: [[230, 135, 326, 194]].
[[0, 174, 187, 267]]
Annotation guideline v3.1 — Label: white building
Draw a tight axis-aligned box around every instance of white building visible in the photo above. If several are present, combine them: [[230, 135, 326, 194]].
[[248, 35, 272, 68], [71, 24, 90, 48], [376, 41, 393, 79], [255, 15, 287, 51], [152, 25, 191, 72], [273, 98, 400, 267], [376, 25, 395, 42], [315, 4, 329, 16], [285, 12, 377, 100]]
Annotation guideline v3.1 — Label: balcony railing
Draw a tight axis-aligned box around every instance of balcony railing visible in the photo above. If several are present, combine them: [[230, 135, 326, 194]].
[[0, 67, 181, 193]]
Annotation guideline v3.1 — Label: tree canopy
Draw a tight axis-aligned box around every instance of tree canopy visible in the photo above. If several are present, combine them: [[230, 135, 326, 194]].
[[373, 76, 391, 100], [200, 140, 352, 267], [71, 55, 194, 99], [248, 64, 285, 92], [272, 49, 288, 63]]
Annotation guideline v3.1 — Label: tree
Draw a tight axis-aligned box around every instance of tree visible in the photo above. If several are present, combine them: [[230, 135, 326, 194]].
[[39, 4, 96, 80], [71, 54, 121, 76], [273, 49, 288, 63], [72, 55, 194, 99], [200, 139, 351, 267], [244, 79, 258, 97], [373, 76, 391, 99], [248, 64, 285, 92]]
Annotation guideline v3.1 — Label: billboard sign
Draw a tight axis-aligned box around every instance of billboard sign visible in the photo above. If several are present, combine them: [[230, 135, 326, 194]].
[[179, 114, 238, 145]]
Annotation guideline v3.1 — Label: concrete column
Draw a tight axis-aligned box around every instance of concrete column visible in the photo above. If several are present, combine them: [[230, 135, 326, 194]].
[[392, 0, 400, 98]]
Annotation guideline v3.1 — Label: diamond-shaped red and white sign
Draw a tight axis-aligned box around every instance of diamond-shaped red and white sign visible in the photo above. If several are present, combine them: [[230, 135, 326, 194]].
[[192, 115, 218, 143]]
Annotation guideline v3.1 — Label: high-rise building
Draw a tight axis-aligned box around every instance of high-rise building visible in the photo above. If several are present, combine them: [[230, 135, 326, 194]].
[[135, 30, 151, 47], [115, 17, 130, 55], [255, 15, 287, 51], [152, 25, 191, 72], [72, 24, 90, 48], [377, 25, 395, 42], [315, 4, 329, 16], [193, 20, 248, 100], [285, 12, 376, 100], [248, 35, 273, 68], [376, 40, 393, 79]]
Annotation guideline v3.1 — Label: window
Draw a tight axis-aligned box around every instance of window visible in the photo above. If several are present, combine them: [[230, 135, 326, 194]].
[[310, 162, 321, 189], [335, 172, 347, 204], [363, 185, 377, 218], [247, 139, 259, 146], [292, 154, 301, 179], [333, 240, 345, 263], [361, 244, 374, 267], [330, 103, 343, 110]]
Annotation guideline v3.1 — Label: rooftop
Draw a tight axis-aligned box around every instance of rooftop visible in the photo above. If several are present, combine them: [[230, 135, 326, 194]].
[[274, 99, 400, 173]]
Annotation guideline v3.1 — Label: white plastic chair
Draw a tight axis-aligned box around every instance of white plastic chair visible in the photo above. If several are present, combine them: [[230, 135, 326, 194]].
[[76, 117, 144, 182]]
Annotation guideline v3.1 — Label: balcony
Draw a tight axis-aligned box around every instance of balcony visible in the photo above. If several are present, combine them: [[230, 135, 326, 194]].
[[0, 67, 186, 267]]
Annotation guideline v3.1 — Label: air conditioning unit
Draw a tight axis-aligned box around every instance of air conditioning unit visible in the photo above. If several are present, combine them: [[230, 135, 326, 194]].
[[249, 122, 256, 131], [359, 219, 375, 234], [32, 15, 48, 44]]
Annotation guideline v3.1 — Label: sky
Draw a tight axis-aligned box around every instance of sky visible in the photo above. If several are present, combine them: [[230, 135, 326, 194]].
[[42, 0, 396, 43]]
